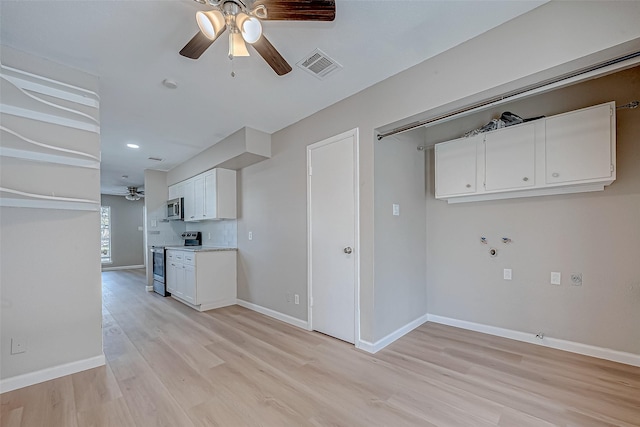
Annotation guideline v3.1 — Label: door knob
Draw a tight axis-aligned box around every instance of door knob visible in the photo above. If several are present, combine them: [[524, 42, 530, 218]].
[[343, 247, 353, 254]]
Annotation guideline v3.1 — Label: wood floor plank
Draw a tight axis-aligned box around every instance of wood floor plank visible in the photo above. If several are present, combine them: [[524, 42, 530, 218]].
[[2, 269, 639, 427]]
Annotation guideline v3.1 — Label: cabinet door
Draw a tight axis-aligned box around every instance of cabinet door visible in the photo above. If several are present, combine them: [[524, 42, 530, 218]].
[[193, 175, 206, 220], [183, 264, 197, 305], [545, 103, 613, 184], [183, 179, 197, 221], [435, 135, 479, 197], [485, 123, 535, 191], [202, 171, 217, 220], [168, 182, 185, 200], [166, 260, 177, 294], [174, 264, 185, 299]]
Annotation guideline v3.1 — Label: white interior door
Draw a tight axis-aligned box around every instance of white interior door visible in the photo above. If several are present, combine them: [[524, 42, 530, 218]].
[[308, 129, 358, 344]]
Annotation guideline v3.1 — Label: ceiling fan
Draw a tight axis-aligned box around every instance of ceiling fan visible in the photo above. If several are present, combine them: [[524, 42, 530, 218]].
[[180, 0, 336, 76], [122, 186, 145, 201]]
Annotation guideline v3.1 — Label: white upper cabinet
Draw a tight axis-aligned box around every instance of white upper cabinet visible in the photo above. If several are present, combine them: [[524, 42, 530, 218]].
[[183, 179, 197, 221], [168, 181, 185, 200], [435, 101, 616, 203], [545, 103, 614, 184], [435, 134, 479, 197], [484, 123, 535, 191], [182, 168, 236, 221]]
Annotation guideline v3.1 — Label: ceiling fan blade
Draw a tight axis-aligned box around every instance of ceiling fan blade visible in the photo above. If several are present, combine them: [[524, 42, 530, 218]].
[[252, 35, 293, 76], [179, 30, 223, 59], [253, 0, 335, 21]]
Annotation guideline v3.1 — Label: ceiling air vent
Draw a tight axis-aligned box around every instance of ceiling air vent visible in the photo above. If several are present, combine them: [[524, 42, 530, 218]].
[[296, 49, 342, 80]]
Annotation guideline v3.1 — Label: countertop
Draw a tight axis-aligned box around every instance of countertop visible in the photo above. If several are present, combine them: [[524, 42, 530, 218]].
[[165, 246, 237, 252]]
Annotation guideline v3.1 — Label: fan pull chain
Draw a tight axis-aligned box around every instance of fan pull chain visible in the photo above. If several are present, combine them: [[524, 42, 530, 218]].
[[230, 57, 236, 78]]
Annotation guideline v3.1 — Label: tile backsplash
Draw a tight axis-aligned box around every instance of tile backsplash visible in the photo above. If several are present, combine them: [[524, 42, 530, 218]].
[[187, 220, 237, 247], [146, 204, 237, 247]]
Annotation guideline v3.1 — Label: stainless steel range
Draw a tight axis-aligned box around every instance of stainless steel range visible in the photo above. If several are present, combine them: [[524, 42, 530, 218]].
[[151, 246, 169, 296]]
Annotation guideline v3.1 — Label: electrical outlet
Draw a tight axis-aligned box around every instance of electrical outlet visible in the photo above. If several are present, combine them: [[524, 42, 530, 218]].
[[551, 272, 561, 285], [294, 294, 300, 305], [392, 204, 400, 216], [208, 232, 211, 240], [503, 269, 512, 280], [248, 231, 253, 241], [11, 337, 26, 354], [570, 273, 583, 286], [286, 292, 292, 303]]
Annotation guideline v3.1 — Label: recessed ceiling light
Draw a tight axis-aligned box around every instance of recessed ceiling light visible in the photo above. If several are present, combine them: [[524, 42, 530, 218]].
[[127, 144, 140, 149]]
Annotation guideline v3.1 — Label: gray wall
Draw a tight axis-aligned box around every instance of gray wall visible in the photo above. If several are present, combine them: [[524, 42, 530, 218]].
[[0, 47, 103, 381], [100, 194, 144, 268], [374, 131, 427, 339], [425, 66, 640, 354], [236, 2, 640, 343]]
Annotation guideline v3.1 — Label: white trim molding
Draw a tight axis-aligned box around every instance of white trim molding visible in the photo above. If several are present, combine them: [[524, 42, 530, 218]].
[[357, 314, 430, 354], [101, 264, 145, 272], [0, 354, 105, 394], [236, 299, 309, 330], [427, 314, 640, 367]]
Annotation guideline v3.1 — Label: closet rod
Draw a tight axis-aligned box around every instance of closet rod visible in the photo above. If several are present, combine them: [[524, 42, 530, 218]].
[[377, 51, 640, 141]]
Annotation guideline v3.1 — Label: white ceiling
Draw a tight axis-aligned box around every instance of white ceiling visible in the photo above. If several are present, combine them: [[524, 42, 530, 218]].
[[0, 0, 544, 196]]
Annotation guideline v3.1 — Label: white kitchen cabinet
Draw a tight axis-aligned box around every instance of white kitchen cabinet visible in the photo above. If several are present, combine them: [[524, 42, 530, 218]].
[[165, 249, 237, 311], [435, 134, 479, 197], [545, 103, 614, 185], [168, 182, 185, 200], [183, 179, 196, 221], [434, 101, 616, 203], [183, 168, 236, 222], [484, 123, 535, 191]]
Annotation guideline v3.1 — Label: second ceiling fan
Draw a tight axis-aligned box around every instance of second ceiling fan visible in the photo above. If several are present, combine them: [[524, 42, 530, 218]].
[[180, 0, 336, 76]]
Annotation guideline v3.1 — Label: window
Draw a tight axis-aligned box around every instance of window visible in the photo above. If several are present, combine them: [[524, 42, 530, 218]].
[[101, 206, 111, 263]]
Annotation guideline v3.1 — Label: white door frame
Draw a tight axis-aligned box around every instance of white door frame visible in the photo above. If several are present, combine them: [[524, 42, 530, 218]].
[[306, 128, 361, 347]]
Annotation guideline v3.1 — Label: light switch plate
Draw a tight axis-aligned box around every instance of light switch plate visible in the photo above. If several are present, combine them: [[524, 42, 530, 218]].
[[551, 272, 561, 285], [504, 269, 512, 280]]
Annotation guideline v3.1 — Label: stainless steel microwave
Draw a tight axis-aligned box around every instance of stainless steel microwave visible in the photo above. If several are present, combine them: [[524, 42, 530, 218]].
[[167, 198, 183, 220]]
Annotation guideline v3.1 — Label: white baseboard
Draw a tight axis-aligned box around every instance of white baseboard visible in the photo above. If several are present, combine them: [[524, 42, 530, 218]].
[[145, 285, 154, 292], [101, 264, 145, 271], [236, 299, 309, 330], [357, 314, 429, 354], [199, 298, 237, 312], [0, 354, 106, 394], [427, 314, 640, 367]]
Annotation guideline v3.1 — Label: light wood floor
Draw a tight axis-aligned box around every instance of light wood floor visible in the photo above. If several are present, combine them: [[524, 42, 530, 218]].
[[2, 269, 639, 426]]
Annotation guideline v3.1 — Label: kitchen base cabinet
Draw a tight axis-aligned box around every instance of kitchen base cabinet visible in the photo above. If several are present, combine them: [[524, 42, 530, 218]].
[[165, 249, 236, 311]]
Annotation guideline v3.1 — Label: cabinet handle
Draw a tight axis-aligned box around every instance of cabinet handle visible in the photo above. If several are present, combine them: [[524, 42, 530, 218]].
[[523, 177, 529, 182], [552, 172, 560, 178], [466, 184, 471, 188]]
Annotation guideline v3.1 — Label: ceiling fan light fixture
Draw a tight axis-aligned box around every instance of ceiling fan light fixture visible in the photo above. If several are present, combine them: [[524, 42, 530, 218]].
[[237, 13, 262, 44], [196, 10, 225, 40], [228, 31, 249, 58], [125, 193, 141, 201]]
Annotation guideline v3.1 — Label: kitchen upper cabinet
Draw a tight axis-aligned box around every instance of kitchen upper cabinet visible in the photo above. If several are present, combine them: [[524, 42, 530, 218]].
[[434, 101, 615, 203], [545, 103, 614, 185], [435, 134, 479, 197], [183, 179, 197, 221], [168, 182, 185, 200], [484, 123, 535, 191], [183, 168, 236, 222]]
